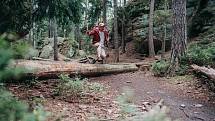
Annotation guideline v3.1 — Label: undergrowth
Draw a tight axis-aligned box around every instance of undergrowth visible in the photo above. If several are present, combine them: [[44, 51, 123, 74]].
[[152, 60, 170, 77], [56, 74, 104, 98], [0, 89, 49, 121]]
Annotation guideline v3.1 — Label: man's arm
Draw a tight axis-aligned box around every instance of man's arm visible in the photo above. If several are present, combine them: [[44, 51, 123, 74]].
[[86, 28, 96, 36]]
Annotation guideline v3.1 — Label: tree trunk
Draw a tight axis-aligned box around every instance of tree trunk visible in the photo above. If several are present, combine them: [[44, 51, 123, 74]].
[[148, 0, 155, 57], [161, 24, 166, 59], [161, 0, 168, 59], [29, 29, 32, 44], [167, 0, 187, 76], [121, 0, 126, 53], [85, 0, 89, 31], [75, 24, 81, 50], [114, 0, 119, 62], [102, 0, 107, 24], [53, 17, 58, 61], [48, 18, 53, 38], [13, 60, 138, 79]]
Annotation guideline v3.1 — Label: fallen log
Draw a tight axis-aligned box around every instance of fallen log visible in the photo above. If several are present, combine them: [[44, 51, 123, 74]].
[[12, 60, 138, 79], [191, 64, 215, 80]]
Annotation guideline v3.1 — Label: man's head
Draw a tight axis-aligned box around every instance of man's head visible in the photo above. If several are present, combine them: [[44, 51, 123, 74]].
[[98, 23, 105, 31]]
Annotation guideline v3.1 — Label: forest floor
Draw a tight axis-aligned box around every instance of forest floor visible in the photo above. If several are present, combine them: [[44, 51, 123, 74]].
[[91, 71, 215, 121], [7, 52, 215, 121]]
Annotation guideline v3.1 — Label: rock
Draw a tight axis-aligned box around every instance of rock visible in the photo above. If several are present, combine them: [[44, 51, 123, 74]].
[[142, 101, 150, 105], [38, 37, 72, 59], [39, 44, 53, 59], [194, 104, 203, 108], [24, 47, 39, 59], [180, 104, 186, 108], [42, 38, 51, 45]]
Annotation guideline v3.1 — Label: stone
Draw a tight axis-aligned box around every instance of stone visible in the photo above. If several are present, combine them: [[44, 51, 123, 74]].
[[24, 47, 39, 59], [39, 44, 53, 59], [180, 104, 186, 108], [194, 104, 203, 108]]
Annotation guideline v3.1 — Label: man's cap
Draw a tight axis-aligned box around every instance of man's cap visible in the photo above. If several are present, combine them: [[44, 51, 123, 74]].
[[99, 23, 105, 27]]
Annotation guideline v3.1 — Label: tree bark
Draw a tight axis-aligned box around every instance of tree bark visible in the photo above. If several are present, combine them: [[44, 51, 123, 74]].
[[161, 0, 168, 59], [168, 0, 187, 76], [148, 0, 156, 57], [114, 0, 119, 62], [48, 18, 53, 38], [102, 0, 107, 24], [53, 17, 58, 61], [121, 0, 126, 53], [85, 0, 89, 31], [13, 60, 138, 79], [75, 24, 81, 50], [161, 24, 166, 59]]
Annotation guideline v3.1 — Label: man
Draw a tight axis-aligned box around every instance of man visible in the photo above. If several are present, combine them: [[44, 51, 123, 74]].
[[86, 23, 109, 63]]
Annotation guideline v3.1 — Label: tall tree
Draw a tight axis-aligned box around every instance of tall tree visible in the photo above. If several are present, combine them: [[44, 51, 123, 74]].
[[148, 0, 156, 57], [114, 0, 119, 62], [53, 17, 58, 61], [34, 0, 83, 61], [161, 0, 168, 59], [168, 0, 187, 76], [121, 0, 126, 53], [102, 0, 107, 24]]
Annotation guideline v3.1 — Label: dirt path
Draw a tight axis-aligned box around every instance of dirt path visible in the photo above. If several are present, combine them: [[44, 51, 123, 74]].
[[90, 71, 215, 121]]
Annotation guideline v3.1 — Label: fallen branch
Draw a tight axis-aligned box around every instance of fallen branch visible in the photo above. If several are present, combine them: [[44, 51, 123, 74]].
[[191, 64, 215, 80], [12, 60, 138, 79]]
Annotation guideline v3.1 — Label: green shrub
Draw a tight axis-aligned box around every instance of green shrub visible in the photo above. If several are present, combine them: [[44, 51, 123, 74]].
[[0, 89, 48, 121], [11, 40, 30, 59], [56, 74, 86, 97], [56, 74, 104, 98], [0, 38, 48, 121], [0, 89, 29, 121], [181, 42, 215, 67], [175, 65, 189, 76], [152, 60, 170, 77], [0, 38, 24, 82]]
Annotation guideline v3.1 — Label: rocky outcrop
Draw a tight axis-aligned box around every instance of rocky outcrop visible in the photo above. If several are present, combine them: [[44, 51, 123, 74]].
[[117, 0, 172, 55], [38, 37, 73, 59]]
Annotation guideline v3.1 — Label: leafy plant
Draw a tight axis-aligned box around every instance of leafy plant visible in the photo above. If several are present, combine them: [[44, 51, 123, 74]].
[[181, 42, 215, 67], [11, 40, 30, 59], [152, 60, 170, 77], [0, 38, 24, 82], [0, 89, 48, 121], [56, 74, 86, 97], [56, 74, 104, 98]]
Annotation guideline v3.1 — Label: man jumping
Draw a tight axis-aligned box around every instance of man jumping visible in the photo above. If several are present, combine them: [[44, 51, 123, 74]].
[[86, 23, 109, 63]]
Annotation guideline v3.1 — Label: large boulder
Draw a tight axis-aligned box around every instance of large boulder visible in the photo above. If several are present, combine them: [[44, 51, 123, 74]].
[[39, 44, 53, 59], [24, 48, 40, 59], [37, 37, 72, 59]]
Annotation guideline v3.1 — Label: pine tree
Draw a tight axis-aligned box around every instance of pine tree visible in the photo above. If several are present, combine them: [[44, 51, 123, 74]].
[[168, 0, 187, 76], [114, 0, 119, 62], [148, 0, 156, 57]]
